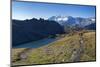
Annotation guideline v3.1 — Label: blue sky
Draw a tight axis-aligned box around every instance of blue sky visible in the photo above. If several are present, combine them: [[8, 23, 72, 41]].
[[12, 1, 96, 20]]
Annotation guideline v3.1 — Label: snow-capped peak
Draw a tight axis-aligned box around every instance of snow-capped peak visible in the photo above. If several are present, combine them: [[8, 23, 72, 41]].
[[48, 16, 76, 26], [56, 16, 68, 21], [48, 15, 95, 27], [91, 18, 95, 21]]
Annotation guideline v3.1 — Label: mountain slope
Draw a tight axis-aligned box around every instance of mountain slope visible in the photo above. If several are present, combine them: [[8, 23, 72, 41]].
[[76, 17, 95, 27], [85, 23, 96, 30], [12, 31, 96, 65], [12, 18, 64, 46]]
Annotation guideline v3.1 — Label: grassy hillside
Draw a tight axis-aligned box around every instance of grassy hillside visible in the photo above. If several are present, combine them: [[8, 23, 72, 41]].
[[12, 31, 96, 66]]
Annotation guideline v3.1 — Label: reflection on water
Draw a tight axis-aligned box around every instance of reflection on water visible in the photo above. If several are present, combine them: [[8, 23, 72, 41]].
[[13, 38, 56, 48]]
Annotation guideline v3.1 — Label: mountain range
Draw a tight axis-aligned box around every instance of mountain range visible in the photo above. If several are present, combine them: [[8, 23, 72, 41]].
[[12, 16, 96, 46], [48, 16, 95, 27]]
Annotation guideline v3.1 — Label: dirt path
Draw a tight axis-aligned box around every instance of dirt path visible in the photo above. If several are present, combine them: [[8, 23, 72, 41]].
[[13, 48, 33, 62], [13, 33, 85, 63], [70, 33, 85, 62], [13, 38, 58, 62]]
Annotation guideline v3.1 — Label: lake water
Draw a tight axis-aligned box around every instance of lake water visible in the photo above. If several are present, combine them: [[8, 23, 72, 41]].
[[13, 38, 56, 48]]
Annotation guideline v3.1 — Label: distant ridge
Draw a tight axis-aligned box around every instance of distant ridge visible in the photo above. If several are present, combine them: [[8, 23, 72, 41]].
[[48, 16, 95, 27]]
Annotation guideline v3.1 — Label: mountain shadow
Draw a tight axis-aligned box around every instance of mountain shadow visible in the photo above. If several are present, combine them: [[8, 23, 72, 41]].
[[12, 18, 64, 47], [85, 23, 96, 30]]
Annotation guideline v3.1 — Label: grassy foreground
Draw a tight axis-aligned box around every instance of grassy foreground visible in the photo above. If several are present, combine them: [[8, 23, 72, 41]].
[[12, 31, 96, 66]]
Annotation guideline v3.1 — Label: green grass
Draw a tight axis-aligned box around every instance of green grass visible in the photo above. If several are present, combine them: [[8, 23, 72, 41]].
[[12, 31, 96, 65]]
